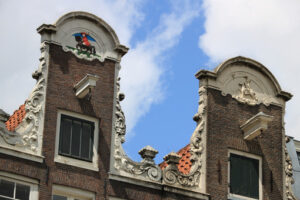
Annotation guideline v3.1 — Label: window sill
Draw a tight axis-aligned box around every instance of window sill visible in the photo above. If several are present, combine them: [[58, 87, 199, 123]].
[[54, 155, 98, 171], [228, 194, 258, 200]]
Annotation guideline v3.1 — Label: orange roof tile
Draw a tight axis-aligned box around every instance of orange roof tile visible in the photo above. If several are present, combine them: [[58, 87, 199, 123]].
[[159, 144, 192, 175], [5, 104, 26, 131]]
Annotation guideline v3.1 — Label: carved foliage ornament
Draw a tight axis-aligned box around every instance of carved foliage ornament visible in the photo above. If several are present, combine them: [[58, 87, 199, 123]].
[[285, 136, 298, 200], [0, 43, 48, 153], [113, 77, 162, 182], [163, 86, 206, 188]]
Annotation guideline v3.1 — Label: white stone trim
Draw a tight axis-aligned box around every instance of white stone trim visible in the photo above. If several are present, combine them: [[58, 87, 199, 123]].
[[195, 56, 292, 107], [52, 184, 95, 200], [54, 110, 99, 171], [109, 197, 127, 200], [294, 140, 300, 152], [37, 11, 128, 63], [0, 145, 44, 163], [0, 171, 39, 200], [228, 149, 263, 200]]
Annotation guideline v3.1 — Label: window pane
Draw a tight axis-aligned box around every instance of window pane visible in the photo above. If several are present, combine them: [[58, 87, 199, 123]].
[[71, 120, 81, 157], [0, 197, 12, 200], [52, 195, 67, 200], [0, 179, 14, 197], [230, 154, 259, 198], [297, 152, 300, 165], [60, 117, 72, 155], [16, 183, 30, 200], [81, 122, 93, 160]]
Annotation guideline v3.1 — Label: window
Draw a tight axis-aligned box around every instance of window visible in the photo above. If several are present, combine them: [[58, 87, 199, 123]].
[[55, 110, 99, 171], [52, 185, 95, 200], [0, 172, 38, 200], [228, 150, 262, 200], [59, 115, 94, 161]]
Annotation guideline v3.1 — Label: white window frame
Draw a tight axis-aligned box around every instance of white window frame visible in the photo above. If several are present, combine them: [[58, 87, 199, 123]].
[[0, 171, 39, 200], [54, 110, 99, 171], [228, 149, 262, 200], [52, 185, 95, 200]]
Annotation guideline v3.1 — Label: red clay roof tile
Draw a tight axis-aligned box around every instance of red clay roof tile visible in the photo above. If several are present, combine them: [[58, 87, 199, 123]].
[[5, 104, 26, 131], [159, 144, 191, 175]]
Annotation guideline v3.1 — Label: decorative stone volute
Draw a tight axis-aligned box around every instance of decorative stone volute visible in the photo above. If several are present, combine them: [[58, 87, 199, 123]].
[[138, 145, 158, 164]]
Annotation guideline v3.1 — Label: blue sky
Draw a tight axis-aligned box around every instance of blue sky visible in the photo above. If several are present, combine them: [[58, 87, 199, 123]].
[[0, 0, 300, 163]]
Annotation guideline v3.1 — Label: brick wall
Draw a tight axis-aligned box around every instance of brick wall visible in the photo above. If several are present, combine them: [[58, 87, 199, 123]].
[[0, 44, 206, 200], [206, 88, 284, 200]]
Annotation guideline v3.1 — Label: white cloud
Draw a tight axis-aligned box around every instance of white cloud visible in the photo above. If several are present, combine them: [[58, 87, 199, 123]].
[[120, 0, 201, 136], [199, 0, 300, 140]]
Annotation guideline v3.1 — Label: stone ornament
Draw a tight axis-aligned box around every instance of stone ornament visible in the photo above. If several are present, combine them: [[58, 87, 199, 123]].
[[139, 145, 158, 165], [285, 136, 298, 200], [195, 56, 292, 107], [113, 77, 162, 182], [233, 76, 258, 105], [37, 11, 128, 63], [0, 42, 48, 156]]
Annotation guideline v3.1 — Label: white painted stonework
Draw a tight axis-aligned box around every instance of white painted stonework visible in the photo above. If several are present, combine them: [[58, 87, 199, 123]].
[[241, 112, 273, 141], [0, 42, 49, 162], [195, 56, 292, 107], [37, 12, 128, 62]]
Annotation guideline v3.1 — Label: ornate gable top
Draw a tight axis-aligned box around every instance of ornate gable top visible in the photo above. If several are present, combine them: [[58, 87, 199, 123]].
[[37, 11, 128, 62], [195, 56, 292, 106]]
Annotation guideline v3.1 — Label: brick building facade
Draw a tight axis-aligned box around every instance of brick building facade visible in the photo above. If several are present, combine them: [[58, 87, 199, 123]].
[[0, 12, 298, 200]]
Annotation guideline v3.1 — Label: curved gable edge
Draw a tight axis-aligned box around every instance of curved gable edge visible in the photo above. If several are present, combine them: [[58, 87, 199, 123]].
[[37, 11, 128, 62], [195, 56, 292, 106]]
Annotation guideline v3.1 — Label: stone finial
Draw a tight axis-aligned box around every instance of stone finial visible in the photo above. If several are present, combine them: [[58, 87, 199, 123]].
[[0, 109, 10, 123], [138, 145, 158, 164], [163, 152, 181, 165]]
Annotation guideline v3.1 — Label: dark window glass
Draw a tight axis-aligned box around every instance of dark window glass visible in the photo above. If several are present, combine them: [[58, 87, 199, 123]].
[[230, 153, 259, 199], [0, 197, 12, 200], [15, 183, 30, 200], [0, 179, 30, 200], [59, 115, 94, 161], [297, 152, 300, 165], [71, 121, 81, 157], [81, 122, 92, 160], [52, 195, 67, 200], [60, 118, 72, 154], [0, 179, 14, 197]]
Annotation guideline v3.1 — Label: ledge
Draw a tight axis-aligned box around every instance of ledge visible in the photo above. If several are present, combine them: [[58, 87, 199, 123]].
[[109, 172, 210, 200], [240, 112, 273, 141], [0, 145, 44, 163], [109, 172, 162, 190], [163, 185, 210, 200]]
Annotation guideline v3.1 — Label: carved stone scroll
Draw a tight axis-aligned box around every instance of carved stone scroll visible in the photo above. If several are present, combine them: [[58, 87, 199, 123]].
[[0, 42, 48, 155], [162, 86, 207, 190], [113, 77, 162, 182], [285, 136, 298, 200]]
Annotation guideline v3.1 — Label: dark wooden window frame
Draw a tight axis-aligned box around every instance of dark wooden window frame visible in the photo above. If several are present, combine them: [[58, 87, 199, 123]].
[[228, 151, 261, 200], [58, 114, 95, 162]]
